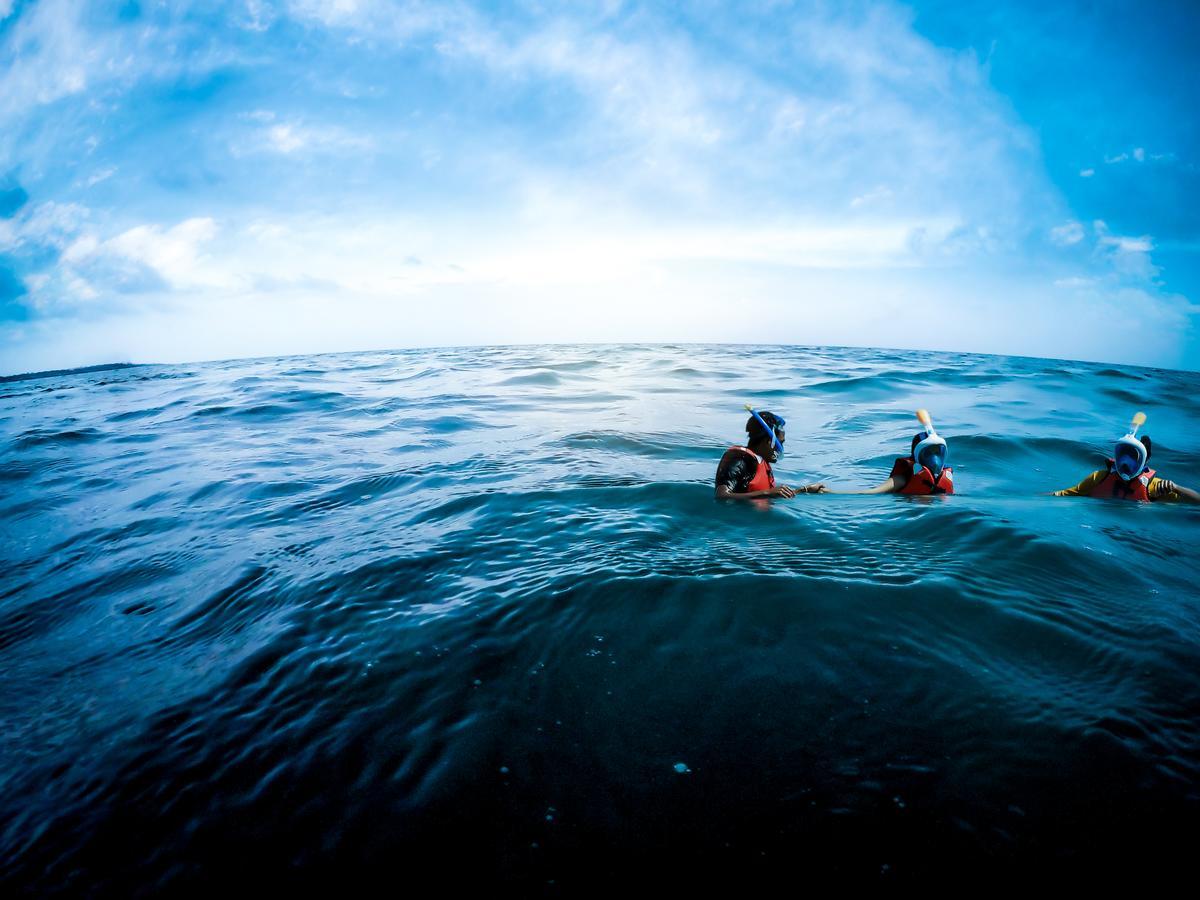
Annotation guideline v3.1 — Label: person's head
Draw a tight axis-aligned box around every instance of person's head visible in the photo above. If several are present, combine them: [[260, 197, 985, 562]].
[[746, 410, 785, 462], [910, 430, 948, 478], [1113, 433, 1152, 480]]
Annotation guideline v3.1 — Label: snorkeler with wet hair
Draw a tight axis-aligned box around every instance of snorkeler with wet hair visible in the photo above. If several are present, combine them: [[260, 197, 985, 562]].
[[821, 409, 954, 496], [714, 406, 825, 500], [1053, 412, 1200, 502]]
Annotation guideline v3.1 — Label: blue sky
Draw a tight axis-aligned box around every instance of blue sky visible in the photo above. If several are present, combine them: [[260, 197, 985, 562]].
[[1, 0, 1197, 373]]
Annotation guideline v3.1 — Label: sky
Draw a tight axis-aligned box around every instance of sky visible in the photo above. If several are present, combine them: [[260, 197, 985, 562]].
[[1, 0, 1198, 374]]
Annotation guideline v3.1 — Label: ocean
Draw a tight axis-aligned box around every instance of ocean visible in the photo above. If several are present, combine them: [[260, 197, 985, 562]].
[[1, 343, 1198, 890]]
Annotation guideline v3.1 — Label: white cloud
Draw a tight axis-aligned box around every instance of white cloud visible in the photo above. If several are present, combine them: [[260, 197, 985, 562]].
[[1050, 221, 1085, 246], [0, 202, 89, 252], [1102, 146, 1172, 167], [267, 124, 307, 153], [1080, 168, 1094, 177], [61, 234, 101, 264], [285, 0, 448, 34], [241, 0, 277, 32], [1093, 220, 1156, 279], [100, 218, 223, 288], [1094, 220, 1151, 252], [82, 166, 117, 188], [22, 216, 228, 310], [0, 0, 248, 181], [771, 97, 807, 136], [1107, 236, 1152, 254], [850, 186, 893, 208], [232, 119, 376, 156], [286, 1, 1054, 226], [0, 0, 127, 117]]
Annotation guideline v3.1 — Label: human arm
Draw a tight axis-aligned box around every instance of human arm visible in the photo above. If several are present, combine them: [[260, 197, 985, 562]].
[[1149, 478, 1200, 503], [715, 483, 797, 500], [822, 475, 902, 495], [1050, 471, 1106, 496], [822, 457, 912, 495], [1175, 485, 1200, 503]]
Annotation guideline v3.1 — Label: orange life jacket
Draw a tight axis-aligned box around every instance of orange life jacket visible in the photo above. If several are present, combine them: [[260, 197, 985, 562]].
[[728, 446, 775, 493], [1088, 460, 1156, 501], [892, 457, 954, 495]]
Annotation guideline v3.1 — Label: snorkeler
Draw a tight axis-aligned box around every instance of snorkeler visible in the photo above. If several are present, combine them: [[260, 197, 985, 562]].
[[823, 409, 954, 496], [1052, 412, 1200, 502], [714, 406, 824, 500]]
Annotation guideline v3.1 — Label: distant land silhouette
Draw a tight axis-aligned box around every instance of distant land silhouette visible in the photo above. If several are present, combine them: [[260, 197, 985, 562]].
[[0, 363, 139, 384]]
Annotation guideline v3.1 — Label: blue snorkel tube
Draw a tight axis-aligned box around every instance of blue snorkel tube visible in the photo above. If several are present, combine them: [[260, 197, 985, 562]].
[[744, 404, 785, 459]]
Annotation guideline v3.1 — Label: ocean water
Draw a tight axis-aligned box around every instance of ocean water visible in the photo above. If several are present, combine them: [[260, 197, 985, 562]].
[[1, 343, 1198, 890]]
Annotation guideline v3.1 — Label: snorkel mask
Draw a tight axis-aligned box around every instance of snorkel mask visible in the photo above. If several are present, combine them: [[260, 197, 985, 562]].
[[1113, 411, 1148, 481], [911, 408, 948, 478], [744, 404, 786, 461]]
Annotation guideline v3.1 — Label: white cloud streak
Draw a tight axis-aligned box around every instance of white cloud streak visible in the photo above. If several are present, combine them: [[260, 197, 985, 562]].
[[1050, 221, 1085, 246]]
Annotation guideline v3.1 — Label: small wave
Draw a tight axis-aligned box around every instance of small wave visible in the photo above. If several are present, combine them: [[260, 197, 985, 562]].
[[384, 366, 443, 383], [557, 431, 712, 458], [278, 367, 326, 377], [1099, 386, 1149, 405], [0, 461, 36, 482], [157, 564, 278, 648], [261, 467, 437, 521], [190, 404, 234, 418], [189, 401, 325, 420], [948, 433, 1096, 459], [11, 427, 105, 450], [263, 389, 349, 408], [106, 401, 185, 423], [0, 557, 180, 652], [1095, 368, 1144, 381], [422, 414, 488, 433], [497, 370, 562, 387]]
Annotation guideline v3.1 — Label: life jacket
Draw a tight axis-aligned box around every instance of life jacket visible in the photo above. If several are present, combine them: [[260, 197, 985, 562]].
[[728, 446, 775, 493], [1088, 460, 1156, 501], [892, 457, 954, 495]]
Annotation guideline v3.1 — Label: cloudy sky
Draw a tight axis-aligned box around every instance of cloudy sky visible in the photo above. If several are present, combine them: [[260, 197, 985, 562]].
[[1, 0, 1197, 373]]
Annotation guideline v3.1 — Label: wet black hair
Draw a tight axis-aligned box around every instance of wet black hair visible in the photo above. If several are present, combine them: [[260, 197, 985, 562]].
[[1141, 434, 1153, 460], [746, 411, 783, 442], [910, 432, 927, 457]]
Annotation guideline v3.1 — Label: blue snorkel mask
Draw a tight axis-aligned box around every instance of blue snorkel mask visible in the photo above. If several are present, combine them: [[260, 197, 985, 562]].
[[744, 404, 786, 461], [1113, 411, 1149, 481], [1113, 437, 1147, 480], [911, 409, 948, 479]]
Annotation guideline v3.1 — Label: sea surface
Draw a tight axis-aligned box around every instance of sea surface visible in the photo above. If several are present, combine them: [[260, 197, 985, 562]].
[[1, 343, 1198, 891]]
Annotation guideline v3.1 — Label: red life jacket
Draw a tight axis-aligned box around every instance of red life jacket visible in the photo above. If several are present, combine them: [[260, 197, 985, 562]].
[[1088, 460, 1156, 501], [891, 457, 954, 495], [728, 446, 775, 493]]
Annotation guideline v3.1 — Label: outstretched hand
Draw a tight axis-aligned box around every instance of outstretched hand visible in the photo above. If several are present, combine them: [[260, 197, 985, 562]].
[[768, 482, 827, 498]]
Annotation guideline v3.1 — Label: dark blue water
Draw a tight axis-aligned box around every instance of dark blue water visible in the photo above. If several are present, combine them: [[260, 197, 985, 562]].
[[2, 344, 1198, 891]]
